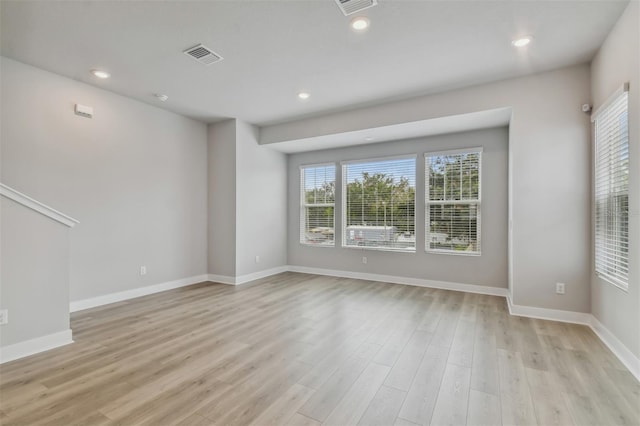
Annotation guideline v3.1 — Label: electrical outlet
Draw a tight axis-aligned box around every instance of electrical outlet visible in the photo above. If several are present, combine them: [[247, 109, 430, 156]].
[[556, 282, 565, 295], [255, 255, 260, 264], [362, 256, 367, 264], [0, 309, 8, 325], [140, 266, 147, 276]]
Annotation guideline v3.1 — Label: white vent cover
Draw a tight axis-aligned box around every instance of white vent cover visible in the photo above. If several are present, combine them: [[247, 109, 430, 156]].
[[184, 44, 223, 65], [334, 0, 377, 16], [74, 104, 93, 118]]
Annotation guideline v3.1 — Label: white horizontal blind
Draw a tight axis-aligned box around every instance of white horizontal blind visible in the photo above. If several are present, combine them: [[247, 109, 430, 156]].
[[425, 148, 481, 254], [342, 156, 416, 251], [300, 164, 336, 246], [594, 89, 629, 289]]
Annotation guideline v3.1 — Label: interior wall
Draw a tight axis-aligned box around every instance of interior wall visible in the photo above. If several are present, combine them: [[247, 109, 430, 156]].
[[590, 0, 640, 358], [235, 120, 287, 277], [208, 119, 237, 277], [0, 198, 70, 346], [265, 64, 593, 313], [0, 57, 208, 302], [288, 128, 509, 288]]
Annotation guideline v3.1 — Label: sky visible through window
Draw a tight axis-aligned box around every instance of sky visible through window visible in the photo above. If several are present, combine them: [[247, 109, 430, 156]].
[[303, 165, 335, 191], [345, 158, 416, 187]]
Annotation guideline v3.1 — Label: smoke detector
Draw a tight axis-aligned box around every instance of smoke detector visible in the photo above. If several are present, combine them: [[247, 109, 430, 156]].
[[334, 0, 377, 16], [183, 44, 223, 66]]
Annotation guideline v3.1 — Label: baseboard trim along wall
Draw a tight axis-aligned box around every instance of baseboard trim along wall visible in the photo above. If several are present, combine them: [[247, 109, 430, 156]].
[[507, 295, 640, 381], [506, 295, 592, 324], [63, 267, 638, 381], [288, 265, 509, 297], [590, 315, 640, 381], [0, 329, 73, 364], [208, 266, 290, 286], [207, 274, 236, 285], [69, 274, 210, 312], [236, 266, 290, 285]]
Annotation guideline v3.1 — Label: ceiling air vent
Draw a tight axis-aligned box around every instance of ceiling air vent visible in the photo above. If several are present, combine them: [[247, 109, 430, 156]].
[[334, 0, 377, 16], [183, 44, 223, 66]]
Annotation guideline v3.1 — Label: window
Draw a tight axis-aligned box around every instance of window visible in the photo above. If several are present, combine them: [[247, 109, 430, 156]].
[[300, 164, 336, 246], [425, 148, 481, 254], [594, 85, 629, 290], [342, 156, 416, 251]]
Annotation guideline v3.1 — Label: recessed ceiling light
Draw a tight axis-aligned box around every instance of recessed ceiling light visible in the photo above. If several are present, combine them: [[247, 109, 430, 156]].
[[154, 94, 169, 102], [351, 17, 370, 32], [298, 92, 310, 100], [91, 69, 110, 79], [511, 36, 532, 47]]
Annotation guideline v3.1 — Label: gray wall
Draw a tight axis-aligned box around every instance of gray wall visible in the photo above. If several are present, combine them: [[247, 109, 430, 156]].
[[590, 1, 640, 358], [288, 128, 508, 288], [208, 119, 288, 279], [235, 120, 287, 277], [208, 120, 237, 277], [266, 64, 592, 313], [1, 57, 208, 302], [0, 198, 70, 346]]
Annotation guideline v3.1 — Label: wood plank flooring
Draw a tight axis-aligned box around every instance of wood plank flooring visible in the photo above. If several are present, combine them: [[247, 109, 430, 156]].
[[1, 272, 638, 425]]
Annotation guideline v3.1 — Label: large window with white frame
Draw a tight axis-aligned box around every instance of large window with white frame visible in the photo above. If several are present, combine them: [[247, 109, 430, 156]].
[[425, 148, 482, 254], [342, 156, 416, 251], [594, 84, 629, 290], [300, 164, 336, 246]]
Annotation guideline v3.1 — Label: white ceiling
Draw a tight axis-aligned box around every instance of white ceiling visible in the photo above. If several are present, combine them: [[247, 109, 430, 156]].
[[0, 0, 628, 126]]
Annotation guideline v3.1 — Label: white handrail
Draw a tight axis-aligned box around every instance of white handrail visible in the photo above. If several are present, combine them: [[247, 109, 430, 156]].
[[0, 184, 79, 228]]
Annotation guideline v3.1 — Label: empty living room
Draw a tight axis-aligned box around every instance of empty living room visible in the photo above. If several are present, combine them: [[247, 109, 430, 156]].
[[0, 0, 638, 425]]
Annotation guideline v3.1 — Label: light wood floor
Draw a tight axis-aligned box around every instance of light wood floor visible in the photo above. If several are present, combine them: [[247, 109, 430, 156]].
[[1, 272, 638, 426]]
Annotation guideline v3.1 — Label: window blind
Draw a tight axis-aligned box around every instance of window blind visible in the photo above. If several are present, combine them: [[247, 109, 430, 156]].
[[342, 156, 416, 251], [300, 164, 336, 246], [425, 148, 481, 254], [594, 88, 629, 289]]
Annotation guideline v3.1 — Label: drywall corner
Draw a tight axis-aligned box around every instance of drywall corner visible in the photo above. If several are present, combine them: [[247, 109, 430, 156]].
[[208, 119, 238, 277]]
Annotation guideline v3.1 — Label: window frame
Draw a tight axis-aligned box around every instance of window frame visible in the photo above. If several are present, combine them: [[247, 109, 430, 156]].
[[425, 147, 482, 256], [341, 154, 417, 253], [593, 84, 630, 291], [299, 163, 336, 248]]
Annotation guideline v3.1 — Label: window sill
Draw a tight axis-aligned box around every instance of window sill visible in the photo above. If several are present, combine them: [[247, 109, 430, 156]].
[[426, 249, 481, 257], [596, 272, 629, 293], [342, 245, 416, 254], [300, 242, 335, 248]]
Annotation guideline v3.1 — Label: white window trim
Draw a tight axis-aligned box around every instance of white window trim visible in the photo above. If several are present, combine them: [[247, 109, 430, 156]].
[[340, 153, 418, 166], [425, 147, 482, 256], [300, 163, 336, 247], [341, 154, 417, 253], [592, 83, 630, 291]]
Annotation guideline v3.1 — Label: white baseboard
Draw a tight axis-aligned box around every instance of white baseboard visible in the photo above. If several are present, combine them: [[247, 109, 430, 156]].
[[288, 265, 508, 297], [208, 266, 289, 286], [65, 267, 639, 381], [207, 273, 236, 285], [70, 274, 209, 312], [507, 295, 640, 381], [236, 266, 290, 285], [590, 315, 640, 381], [0, 329, 73, 364], [506, 295, 591, 325]]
